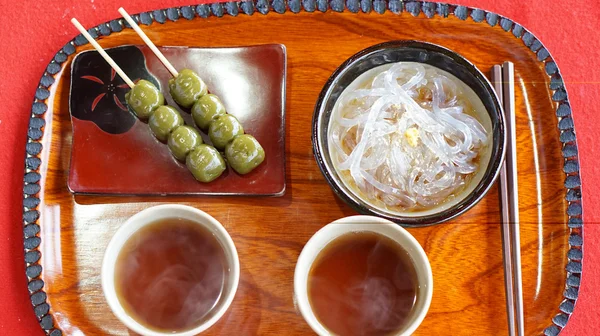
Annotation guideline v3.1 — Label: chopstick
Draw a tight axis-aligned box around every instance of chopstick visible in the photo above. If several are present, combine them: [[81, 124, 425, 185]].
[[491, 65, 516, 336], [502, 62, 525, 336], [492, 62, 524, 336]]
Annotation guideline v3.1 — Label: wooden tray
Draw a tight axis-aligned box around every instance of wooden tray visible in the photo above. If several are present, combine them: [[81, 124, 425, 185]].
[[22, 1, 583, 336]]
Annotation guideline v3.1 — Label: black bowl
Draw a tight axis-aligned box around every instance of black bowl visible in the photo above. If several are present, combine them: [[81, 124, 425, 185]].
[[312, 40, 506, 227]]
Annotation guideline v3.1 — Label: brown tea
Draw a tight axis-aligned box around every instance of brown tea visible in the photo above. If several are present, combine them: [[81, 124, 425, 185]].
[[115, 218, 227, 332], [308, 232, 418, 336]]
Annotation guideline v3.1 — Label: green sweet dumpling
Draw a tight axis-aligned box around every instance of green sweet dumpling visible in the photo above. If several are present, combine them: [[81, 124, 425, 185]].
[[186, 144, 227, 182], [225, 134, 265, 175], [148, 106, 184, 142], [125, 79, 164, 119], [191, 94, 227, 131], [209, 114, 244, 150], [167, 125, 203, 161], [168, 69, 208, 108]]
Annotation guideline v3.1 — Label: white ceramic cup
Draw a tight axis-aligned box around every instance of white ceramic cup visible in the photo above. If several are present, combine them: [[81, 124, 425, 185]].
[[101, 204, 240, 336], [294, 215, 433, 336]]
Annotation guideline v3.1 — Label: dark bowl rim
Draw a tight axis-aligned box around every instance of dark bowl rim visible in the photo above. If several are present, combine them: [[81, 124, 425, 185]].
[[312, 40, 507, 227]]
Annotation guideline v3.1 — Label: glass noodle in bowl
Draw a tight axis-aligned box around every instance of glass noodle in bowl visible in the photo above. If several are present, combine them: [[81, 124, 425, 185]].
[[313, 41, 506, 226], [328, 62, 492, 216]]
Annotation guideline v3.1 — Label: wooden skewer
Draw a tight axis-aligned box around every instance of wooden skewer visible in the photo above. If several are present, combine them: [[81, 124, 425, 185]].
[[70, 18, 135, 89], [118, 7, 179, 78]]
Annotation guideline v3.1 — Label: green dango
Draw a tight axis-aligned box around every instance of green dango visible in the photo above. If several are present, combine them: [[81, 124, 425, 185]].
[[176, 68, 266, 174], [125, 79, 165, 119], [169, 69, 208, 108], [225, 134, 265, 175], [208, 114, 244, 150], [167, 125, 203, 161], [191, 94, 227, 131], [186, 144, 227, 182], [124, 68, 265, 180], [148, 106, 184, 142]]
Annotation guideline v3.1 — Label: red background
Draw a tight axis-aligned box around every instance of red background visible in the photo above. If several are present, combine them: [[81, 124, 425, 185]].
[[0, 0, 597, 335]]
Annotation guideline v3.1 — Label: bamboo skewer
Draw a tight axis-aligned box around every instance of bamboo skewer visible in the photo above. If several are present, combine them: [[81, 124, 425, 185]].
[[70, 18, 135, 89], [118, 7, 179, 78]]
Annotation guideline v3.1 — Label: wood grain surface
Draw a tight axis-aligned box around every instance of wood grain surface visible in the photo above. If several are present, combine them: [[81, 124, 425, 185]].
[[36, 9, 570, 336]]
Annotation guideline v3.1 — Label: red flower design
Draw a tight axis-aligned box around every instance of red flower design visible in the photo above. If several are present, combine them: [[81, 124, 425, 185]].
[[81, 72, 139, 112]]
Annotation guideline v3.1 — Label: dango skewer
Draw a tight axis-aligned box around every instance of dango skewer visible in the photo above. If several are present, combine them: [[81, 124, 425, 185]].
[[118, 7, 266, 175], [70, 18, 227, 183]]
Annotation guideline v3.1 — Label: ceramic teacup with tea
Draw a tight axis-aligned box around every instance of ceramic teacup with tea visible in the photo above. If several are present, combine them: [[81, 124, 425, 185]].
[[101, 204, 239, 336], [294, 215, 433, 336]]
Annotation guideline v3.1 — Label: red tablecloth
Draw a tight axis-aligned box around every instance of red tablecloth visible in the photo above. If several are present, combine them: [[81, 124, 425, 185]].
[[0, 0, 597, 334]]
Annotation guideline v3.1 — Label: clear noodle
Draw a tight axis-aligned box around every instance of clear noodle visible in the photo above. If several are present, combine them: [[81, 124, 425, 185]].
[[329, 63, 490, 212]]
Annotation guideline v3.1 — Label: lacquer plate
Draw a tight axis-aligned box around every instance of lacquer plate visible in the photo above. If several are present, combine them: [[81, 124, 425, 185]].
[[68, 44, 286, 196], [21, 1, 582, 335]]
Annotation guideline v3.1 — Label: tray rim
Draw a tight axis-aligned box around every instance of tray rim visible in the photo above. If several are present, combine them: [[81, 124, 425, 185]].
[[21, 1, 583, 335]]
